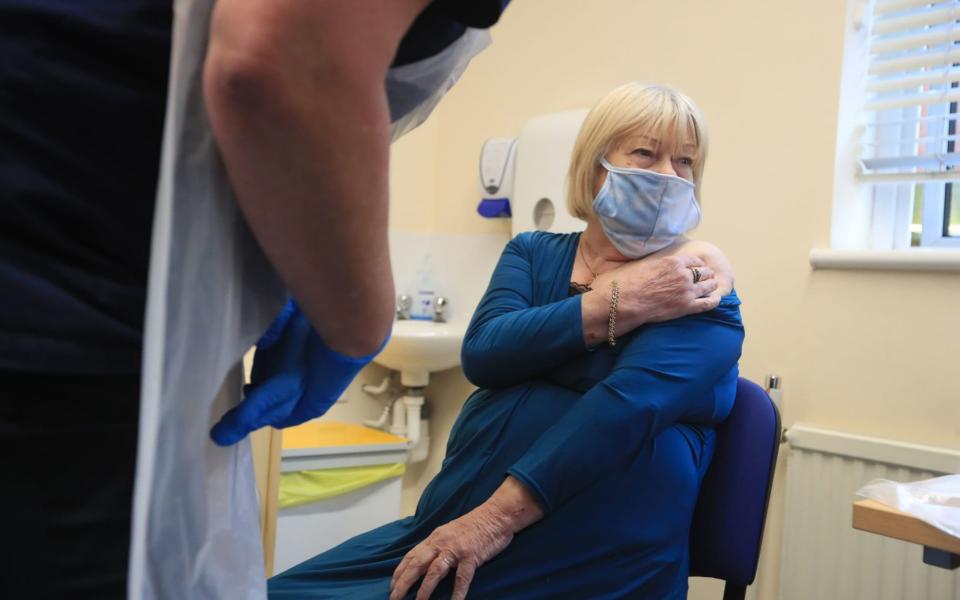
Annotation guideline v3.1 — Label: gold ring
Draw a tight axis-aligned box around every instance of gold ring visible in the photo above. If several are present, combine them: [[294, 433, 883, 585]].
[[691, 267, 702, 284]]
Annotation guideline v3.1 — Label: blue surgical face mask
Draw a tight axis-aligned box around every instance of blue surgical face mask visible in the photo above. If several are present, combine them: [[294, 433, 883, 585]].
[[591, 157, 701, 258]]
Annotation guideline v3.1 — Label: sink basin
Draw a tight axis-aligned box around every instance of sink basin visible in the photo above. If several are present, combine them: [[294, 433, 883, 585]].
[[374, 319, 468, 387]]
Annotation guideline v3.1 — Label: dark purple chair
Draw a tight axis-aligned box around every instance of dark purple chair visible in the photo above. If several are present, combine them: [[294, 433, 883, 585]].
[[689, 378, 782, 600]]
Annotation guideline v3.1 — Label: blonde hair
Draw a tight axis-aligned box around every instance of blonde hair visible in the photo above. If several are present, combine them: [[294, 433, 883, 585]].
[[566, 82, 709, 221]]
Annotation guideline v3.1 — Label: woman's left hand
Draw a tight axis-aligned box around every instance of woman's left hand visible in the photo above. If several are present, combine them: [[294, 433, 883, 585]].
[[389, 503, 513, 600]]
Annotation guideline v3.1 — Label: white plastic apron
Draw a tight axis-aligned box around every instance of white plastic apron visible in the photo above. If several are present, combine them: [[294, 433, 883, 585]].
[[129, 0, 489, 596]]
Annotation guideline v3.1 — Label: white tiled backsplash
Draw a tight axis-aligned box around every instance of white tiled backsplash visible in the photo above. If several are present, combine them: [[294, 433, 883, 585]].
[[388, 231, 510, 324]]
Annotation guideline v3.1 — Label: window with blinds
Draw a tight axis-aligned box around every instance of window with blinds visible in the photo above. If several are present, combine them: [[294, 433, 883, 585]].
[[861, 0, 960, 247]]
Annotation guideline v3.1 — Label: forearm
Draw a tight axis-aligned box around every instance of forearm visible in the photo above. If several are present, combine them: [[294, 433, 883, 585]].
[[580, 280, 646, 347], [204, 0, 427, 356], [481, 475, 544, 534], [580, 286, 609, 347], [206, 68, 393, 356], [463, 297, 587, 388], [462, 235, 589, 388]]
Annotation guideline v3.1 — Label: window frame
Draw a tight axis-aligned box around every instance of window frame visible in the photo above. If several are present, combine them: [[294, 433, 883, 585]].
[[817, 0, 960, 269]]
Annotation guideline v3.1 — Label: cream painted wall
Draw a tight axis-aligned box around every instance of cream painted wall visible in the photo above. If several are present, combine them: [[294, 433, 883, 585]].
[[389, 114, 440, 234], [378, 0, 960, 597]]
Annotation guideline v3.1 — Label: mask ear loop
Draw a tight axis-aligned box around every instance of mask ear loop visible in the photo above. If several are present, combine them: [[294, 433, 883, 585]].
[[591, 158, 616, 211]]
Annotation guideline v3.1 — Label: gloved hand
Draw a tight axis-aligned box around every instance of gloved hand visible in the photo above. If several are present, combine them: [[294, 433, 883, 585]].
[[210, 299, 389, 446]]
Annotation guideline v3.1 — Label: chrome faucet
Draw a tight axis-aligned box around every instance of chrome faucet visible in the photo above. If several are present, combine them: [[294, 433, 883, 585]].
[[433, 296, 448, 322], [396, 295, 412, 320]]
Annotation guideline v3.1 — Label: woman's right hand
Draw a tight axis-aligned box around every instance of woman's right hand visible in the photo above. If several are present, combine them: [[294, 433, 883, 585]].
[[583, 255, 720, 344], [616, 253, 721, 324]]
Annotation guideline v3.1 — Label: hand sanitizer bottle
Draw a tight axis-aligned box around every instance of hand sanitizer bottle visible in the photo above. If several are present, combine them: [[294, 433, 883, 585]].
[[411, 254, 436, 321]]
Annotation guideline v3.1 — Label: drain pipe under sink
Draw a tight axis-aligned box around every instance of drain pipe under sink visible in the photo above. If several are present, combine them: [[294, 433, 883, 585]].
[[390, 387, 425, 448]]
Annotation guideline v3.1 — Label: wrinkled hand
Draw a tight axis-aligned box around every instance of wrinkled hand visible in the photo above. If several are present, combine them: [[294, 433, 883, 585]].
[[209, 299, 384, 446], [594, 254, 721, 329], [390, 504, 513, 600]]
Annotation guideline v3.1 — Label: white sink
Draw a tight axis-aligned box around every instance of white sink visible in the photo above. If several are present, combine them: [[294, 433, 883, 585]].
[[374, 319, 468, 387]]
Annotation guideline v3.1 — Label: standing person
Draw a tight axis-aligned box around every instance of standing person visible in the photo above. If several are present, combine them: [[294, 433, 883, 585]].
[[0, 2, 508, 597]]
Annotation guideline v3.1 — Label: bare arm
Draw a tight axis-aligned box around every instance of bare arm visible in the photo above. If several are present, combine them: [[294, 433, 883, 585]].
[[204, 0, 430, 357]]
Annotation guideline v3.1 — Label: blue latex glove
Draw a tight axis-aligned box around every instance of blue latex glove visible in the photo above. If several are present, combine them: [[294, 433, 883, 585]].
[[210, 299, 389, 446]]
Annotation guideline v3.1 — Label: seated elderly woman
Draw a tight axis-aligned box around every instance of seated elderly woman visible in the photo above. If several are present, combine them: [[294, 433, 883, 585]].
[[269, 82, 742, 600]]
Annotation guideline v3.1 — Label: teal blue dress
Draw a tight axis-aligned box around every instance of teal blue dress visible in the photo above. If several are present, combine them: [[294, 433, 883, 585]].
[[268, 231, 744, 599]]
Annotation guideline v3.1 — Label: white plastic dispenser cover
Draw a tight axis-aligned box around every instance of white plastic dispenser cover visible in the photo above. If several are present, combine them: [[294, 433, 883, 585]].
[[510, 110, 589, 237]]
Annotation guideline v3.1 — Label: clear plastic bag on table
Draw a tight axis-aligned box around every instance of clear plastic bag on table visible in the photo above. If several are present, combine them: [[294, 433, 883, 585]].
[[857, 474, 960, 538]]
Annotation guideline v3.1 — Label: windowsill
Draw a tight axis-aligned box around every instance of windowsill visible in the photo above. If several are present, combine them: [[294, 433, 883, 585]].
[[809, 248, 960, 272]]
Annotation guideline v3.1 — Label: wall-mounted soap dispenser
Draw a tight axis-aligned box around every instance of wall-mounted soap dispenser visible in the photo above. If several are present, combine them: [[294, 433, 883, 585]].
[[477, 137, 517, 219]]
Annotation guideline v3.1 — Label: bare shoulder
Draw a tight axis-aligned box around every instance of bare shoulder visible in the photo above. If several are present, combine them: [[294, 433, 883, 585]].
[[682, 240, 732, 271], [658, 239, 735, 293]]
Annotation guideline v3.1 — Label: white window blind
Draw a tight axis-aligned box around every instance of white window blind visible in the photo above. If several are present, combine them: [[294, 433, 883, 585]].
[[861, 0, 960, 177], [859, 0, 960, 247]]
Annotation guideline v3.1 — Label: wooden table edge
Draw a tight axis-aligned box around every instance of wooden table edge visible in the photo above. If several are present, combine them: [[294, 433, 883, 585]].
[[852, 498, 960, 555]]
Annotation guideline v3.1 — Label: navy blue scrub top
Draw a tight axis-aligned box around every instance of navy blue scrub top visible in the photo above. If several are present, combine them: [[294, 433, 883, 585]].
[[0, 0, 510, 374]]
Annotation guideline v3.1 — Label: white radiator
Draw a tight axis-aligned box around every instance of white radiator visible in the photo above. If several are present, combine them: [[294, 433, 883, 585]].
[[780, 425, 960, 600]]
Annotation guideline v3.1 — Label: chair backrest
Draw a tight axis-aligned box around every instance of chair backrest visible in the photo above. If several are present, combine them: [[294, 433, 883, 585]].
[[688, 377, 781, 590]]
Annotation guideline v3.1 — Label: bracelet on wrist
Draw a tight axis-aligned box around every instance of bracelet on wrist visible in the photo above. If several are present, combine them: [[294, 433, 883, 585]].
[[607, 279, 620, 347]]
